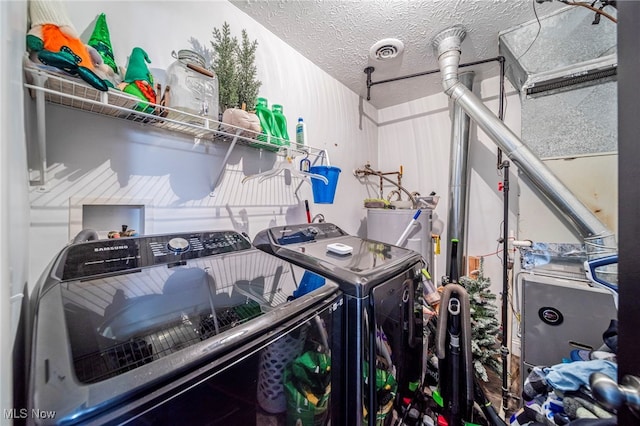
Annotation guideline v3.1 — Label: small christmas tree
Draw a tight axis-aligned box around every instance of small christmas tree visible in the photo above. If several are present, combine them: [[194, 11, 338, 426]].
[[235, 29, 261, 112], [459, 259, 502, 382]]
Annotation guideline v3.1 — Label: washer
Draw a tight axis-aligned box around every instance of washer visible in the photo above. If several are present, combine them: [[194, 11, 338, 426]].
[[21, 230, 339, 425]]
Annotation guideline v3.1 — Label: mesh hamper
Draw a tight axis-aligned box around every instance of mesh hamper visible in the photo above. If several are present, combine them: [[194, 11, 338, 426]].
[[257, 326, 308, 413]]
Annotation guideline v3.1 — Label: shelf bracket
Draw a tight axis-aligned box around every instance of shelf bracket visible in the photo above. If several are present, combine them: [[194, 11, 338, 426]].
[[30, 72, 49, 187], [209, 128, 242, 197]]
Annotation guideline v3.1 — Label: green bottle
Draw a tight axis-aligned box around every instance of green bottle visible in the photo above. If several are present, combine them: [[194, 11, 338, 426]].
[[255, 97, 281, 145], [271, 104, 290, 147]]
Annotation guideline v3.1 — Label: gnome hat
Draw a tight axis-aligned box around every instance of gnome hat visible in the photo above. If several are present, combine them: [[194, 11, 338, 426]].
[[29, 0, 76, 30], [124, 47, 152, 84], [88, 13, 117, 74]]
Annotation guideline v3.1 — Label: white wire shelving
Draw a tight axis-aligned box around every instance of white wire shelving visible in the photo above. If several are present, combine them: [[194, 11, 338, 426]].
[[23, 62, 329, 191]]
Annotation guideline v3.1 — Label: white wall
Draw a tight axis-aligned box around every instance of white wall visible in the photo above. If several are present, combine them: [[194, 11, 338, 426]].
[[26, 1, 379, 286], [377, 74, 521, 295], [519, 153, 618, 243], [1, 0, 30, 422]]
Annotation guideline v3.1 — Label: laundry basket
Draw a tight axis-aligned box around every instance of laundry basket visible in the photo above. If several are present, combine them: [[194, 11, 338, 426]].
[[257, 326, 308, 413]]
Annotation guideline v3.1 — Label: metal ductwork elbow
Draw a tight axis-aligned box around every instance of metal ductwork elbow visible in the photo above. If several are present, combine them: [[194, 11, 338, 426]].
[[432, 26, 468, 97], [430, 26, 614, 244]]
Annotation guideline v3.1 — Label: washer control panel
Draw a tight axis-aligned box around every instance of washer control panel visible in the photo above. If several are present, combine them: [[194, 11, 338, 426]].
[[167, 237, 190, 254], [60, 231, 252, 280]]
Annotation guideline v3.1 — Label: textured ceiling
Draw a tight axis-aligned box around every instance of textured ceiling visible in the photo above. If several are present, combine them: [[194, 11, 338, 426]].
[[230, 0, 566, 109]]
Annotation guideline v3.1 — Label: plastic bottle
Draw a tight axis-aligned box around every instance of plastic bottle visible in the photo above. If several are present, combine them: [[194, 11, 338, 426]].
[[271, 104, 290, 146], [295, 117, 307, 151], [254, 97, 281, 144], [420, 268, 441, 307]]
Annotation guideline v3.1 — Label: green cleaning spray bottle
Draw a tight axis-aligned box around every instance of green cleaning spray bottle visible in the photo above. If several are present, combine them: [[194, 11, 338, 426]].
[[271, 104, 290, 147], [255, 97, 282, 145]]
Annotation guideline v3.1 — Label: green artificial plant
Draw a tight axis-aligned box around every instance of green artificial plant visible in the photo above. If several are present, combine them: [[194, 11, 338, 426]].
[[211, 22, 238, 113], [235, 29, 261, 112], [210, 22, 262, 113]]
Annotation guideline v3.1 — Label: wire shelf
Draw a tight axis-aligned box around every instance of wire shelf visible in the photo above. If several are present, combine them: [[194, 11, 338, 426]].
[[23, 62, 330, 186]]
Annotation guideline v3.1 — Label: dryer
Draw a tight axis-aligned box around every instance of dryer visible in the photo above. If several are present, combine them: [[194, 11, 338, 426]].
[[254, 222, 427, 426]]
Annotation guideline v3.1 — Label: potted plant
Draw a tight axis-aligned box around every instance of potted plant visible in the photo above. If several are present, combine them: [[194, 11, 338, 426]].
[[209, 22, 263, 139]]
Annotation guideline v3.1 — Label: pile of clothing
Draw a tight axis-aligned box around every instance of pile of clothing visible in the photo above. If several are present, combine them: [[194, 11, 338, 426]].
[[511, 320, 618, 426]]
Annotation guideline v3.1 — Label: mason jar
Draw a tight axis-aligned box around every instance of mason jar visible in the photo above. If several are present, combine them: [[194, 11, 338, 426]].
[[166, 50, 219, 119]]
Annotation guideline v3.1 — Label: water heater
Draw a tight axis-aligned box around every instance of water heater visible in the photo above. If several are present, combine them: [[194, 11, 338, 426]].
[[367, 208, 433, 267]]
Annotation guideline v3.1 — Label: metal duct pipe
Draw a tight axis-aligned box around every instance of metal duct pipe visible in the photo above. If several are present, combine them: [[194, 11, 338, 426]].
[[431, 26, 611, 240], [446, 71, 474, 278]]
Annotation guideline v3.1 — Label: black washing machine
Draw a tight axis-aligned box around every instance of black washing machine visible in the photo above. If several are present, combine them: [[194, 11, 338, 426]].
[[254, 222, 427, 426], [20, 231, 341, 425]]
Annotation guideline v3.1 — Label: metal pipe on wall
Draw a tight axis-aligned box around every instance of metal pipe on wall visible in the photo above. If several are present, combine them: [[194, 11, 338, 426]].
[[446, 71, 474, 279], [432, 26, 612, 240]]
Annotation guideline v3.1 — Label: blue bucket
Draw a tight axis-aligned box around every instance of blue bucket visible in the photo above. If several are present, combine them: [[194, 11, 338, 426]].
[[309, 165, 341, 204], [293, 271, 326, 299]]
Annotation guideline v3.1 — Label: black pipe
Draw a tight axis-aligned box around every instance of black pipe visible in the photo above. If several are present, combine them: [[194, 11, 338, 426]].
[[364, 55, 509, 173], [369, 68, 441, 90], [449, 238, 460, 283], [499, 160, 510, 410], [497, 56, 505, 167], [364, 56, 505, 101], [364, 66, 375, 101]]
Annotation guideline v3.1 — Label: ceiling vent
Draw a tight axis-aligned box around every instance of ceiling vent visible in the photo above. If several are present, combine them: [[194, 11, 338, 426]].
[[369, 38, 404, 61]]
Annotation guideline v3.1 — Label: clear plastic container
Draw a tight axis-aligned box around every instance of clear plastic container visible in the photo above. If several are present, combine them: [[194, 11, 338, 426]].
[[166, 50, 219, 119]]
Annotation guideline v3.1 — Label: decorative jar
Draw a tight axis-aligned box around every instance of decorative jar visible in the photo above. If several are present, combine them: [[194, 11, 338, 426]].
[[166, 50, 219, 119]]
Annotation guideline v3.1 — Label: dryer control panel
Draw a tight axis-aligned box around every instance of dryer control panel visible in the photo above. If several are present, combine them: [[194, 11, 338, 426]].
[[58, 231, 252, 281], [256, 222, 347, 246]]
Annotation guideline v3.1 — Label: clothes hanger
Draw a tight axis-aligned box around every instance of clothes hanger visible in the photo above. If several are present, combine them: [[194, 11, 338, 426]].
[[241, 149, 329, 185]]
